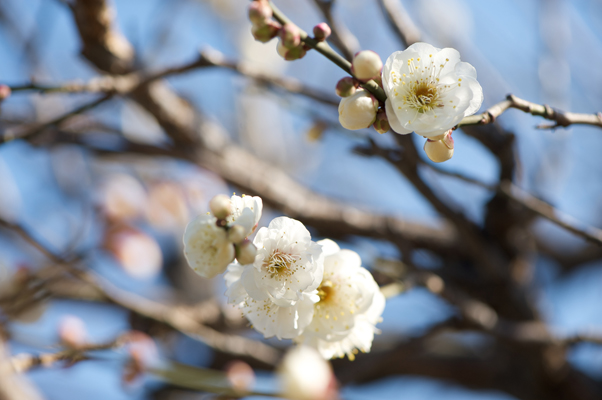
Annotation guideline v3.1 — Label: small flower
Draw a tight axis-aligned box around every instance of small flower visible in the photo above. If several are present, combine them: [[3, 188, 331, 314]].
[[225, 261, 318, 339], [278, 346, 337, 400], [226, 194, 262, 238], [338, 89, 379, 130], [424, 129, 454, 163], [240, 216, 323, 307], [183, 214, 235, 278], [352, 50, 383, 82], [313, 23, 331, 42], [294, 240, 385, 360], [382, 42, 483, 137]]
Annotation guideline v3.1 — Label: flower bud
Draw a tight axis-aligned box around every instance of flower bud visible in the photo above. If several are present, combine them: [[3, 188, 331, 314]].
[[0, 85, 11, 102], [228, 224, 247, 244], [312, 23, 331, 41], [424, 130, 454, 163], [248, 0, 272, 25], [279, 346, 337, 400], [335, 77, 357, 98], [236, 240, 257, 265], [209, 194, 232, 220], [252, 20, 280, 43], [277, 40, 307, 61], [59, 315, 87, 348], [373, 110, 390, 134], [225, 361, 255, 393], [279, 23, 301, 49], [351, 50, 383, 81], [338, 89, 379, 130]]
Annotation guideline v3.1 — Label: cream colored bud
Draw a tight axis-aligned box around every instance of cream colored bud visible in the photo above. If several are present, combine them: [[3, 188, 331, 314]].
[[228, 224, 247, 244], [209, 194, 232, 219], [424, 130, 454, 163], [338, 89, 379, 130], [236, 240, 257, 265], [351, 50, 383, 81], [279, 346, 336, 400]]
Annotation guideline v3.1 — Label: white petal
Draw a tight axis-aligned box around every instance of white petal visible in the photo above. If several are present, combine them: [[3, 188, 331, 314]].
[[385, 98, 412, 134], [183, 214, 233, 278]]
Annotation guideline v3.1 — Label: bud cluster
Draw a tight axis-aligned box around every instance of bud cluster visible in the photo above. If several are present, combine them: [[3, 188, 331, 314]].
[[336, 51, 389, 134], [248, 1, 332, 62], [183, 194, 262, 278]]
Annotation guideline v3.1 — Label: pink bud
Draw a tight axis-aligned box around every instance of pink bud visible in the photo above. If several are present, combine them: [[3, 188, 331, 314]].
[[373, 110, 390, 134], [0, 85, 11, 101], [313, 23, 331, 41], [58, 315, 87, 348], [277, 40, 307, 61], [225, 361, 255, 393], [335, 77, 358, 98], [248, 0, 272, 25], [252, 20, 281, 43], [279, 23, 301, 49], [351, 50, 383, 82]]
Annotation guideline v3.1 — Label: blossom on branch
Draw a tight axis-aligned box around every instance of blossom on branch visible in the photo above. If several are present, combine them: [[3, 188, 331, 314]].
[[382, 42, 483, 137], [226, 194, 263, 238], [294, 240, 385, 360]]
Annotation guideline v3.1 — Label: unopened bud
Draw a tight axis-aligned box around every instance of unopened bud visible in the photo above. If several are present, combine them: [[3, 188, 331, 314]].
[[225, 361, 255, 393], [312, 23, 331, 41], [59, 315, 87, 348], [228, 224, 247, 244], [236, 240, 257, 265], [0, 85, 11, 102], [279, 23, 301, 49], [252, 20, 280, 43], [209, 194, 232, 219], [248, 0, 272, 25], [338, 89, 379, 130], [351, 50, 383, 82], [279, 346, 337, 400], [277, 40, 307, 61], [335, 77, 357, 98], [424, 130, 454, 163], [373, 110, 390, 134]]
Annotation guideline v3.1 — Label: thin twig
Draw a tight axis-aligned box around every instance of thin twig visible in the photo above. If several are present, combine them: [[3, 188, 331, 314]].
[[458, 94, 602, 130]]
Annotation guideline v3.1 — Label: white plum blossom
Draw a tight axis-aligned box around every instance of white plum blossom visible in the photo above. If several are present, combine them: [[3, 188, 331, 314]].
[[183, 214, 235, 278], [226, 194, 262, 238], [338, 89, 379, 130], [294, 239, 385, 360], [239, 217, 323, 307], [225, 260, 319, 339], [382, 42, 483, 138], [224, 216, 324, 339]]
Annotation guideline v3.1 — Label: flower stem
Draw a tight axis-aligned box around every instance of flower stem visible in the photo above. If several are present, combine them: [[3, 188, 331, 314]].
[[269, 1, 387, 103]]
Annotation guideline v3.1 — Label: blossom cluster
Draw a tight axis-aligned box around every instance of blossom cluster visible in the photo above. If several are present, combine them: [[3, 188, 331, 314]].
[[335, 44, 483, 162], [183, 194, 385, 360]]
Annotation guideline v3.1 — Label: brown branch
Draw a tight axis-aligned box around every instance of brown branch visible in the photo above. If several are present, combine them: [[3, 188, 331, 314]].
[[0, 340, 43, 400], [70, 0, 134, 74], [499, 182, 602, 246], [377, 0, 421, 47], [459, 94, 602, 130], [1, 94, 113, 144], [10, 336, 126, 373]]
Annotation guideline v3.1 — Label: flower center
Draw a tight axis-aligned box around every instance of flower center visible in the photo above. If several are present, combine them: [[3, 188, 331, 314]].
[[317, 280, 334, 303], [408, 82, 439, 112], [264, 250, 298, 278]]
